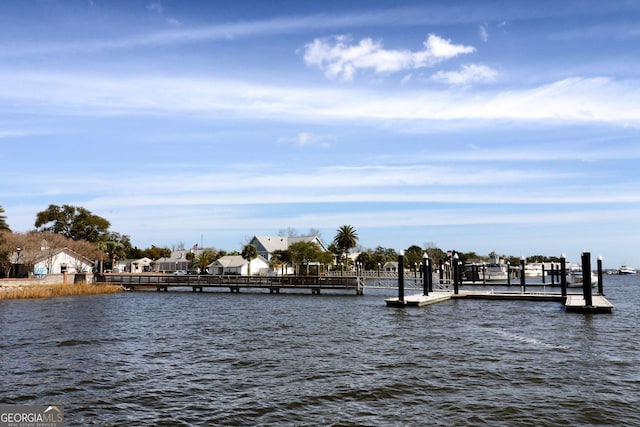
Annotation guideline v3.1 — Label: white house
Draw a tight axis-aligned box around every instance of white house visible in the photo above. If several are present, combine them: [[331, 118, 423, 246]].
[[207, 255, 269, 276], [123, 257, 154, 273], [33, 247, 94, 277], [155, 249, 203, 273], [249, 235, 328, 262]]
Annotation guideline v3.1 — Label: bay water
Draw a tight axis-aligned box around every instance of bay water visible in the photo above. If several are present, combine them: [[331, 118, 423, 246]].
[[1, 275, 639, 426]]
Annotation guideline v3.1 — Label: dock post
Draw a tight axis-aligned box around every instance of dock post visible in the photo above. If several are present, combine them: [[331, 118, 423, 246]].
[[520, 257, 526, 293], [439, 260, 444, 285], [542, 264, 546, 284], [453, 254, 459, 295], [422, 253, 429, 296], [551, 264, 555, 286], [581, 252, 593, 307], [507, 262, 511, 286], [398, 250, 405, 303], [597, 256, 604, 295], [428, 257, 433, 292], [482, 263, 487, 285], [560, 254, 567, 297]]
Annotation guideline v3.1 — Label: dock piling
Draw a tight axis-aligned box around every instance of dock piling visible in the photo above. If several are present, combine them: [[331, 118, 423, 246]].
[[581, 252, 593, 306], [597, 256, 604, 295], [560, 254, 567, 298], [398, 251, 405, 303], [422, 253, 429, 296], [520, 257, 526, 293], [453, 254, 459, 295]]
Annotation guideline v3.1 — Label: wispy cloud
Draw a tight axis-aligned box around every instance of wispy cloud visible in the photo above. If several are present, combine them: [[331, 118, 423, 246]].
[[431, 64, 497, 85], [303, 34, 475, 81], [278, 132, 333, 147], [1, 71, 637, 126]]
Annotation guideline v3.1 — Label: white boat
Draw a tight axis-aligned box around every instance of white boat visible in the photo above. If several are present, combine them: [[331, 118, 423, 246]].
[[524, 263, 543, 277], [479, 252, 509, 282], [567, 265, 597, 288], [618, 265, 637, 275]]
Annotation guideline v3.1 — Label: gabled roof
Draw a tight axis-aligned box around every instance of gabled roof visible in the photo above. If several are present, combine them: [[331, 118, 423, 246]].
[[251, 235, 327, 252], [213, 255, 247, 268], [208, 254, 269, 268], [34, 247, 93, 265]]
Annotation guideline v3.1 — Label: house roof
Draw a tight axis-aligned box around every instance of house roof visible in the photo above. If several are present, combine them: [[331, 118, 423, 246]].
[[251, 235, 327, 252], [33, 247, 93, 265], [208, 255, 269, 268]]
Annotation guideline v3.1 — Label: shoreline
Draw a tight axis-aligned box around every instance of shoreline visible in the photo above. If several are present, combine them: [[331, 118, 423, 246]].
[[0, 282, 123, 300]]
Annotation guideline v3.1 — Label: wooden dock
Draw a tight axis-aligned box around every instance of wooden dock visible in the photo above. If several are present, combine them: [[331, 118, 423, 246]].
[[96, 274, 363, 295], [385, 292, 452, 307], [565, 294, 614, 313], [385, 289, 613, 312]]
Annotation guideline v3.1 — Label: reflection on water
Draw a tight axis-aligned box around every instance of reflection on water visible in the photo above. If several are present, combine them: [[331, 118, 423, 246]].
[[1, 276, 639, 426]]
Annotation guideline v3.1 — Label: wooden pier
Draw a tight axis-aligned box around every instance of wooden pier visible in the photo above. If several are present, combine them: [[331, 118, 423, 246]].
[[96, 274, 363, 295]]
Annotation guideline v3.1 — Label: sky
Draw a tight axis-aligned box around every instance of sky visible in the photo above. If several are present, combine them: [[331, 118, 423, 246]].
[[1, 0, 639, 268]]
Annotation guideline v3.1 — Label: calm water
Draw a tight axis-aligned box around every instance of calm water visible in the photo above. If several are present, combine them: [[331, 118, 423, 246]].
[[1, 275, 639, 426]]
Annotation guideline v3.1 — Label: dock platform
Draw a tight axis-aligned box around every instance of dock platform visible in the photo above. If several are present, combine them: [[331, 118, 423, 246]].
[[386, 289, 613, 313], [565, 294, 614, 313], [385, 291, 452, 307]]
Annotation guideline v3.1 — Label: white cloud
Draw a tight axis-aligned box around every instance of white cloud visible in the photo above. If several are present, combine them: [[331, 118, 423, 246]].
[[431, 64, 497, 85], [303, 34, 475, 81], [479, 24, 489, 42]]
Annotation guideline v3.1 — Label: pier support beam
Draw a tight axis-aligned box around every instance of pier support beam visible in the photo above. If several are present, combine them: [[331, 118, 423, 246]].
[[581, 252, 593, 307], [398, 251, 405, 303], [560, 254, 567, 298], [422, 253, 429, 296], [597, 256, 604, 295], [453, 254, 459, 295], [520, 257, 526, 293]]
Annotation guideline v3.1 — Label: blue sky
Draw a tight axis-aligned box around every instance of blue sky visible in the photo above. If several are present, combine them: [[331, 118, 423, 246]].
[[1, 0, 639, 268]]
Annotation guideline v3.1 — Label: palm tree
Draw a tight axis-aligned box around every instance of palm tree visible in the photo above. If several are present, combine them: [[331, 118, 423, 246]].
[[241, 244, 258, 275], [0, 205, 10, 231], [333, 225, 358, 269]]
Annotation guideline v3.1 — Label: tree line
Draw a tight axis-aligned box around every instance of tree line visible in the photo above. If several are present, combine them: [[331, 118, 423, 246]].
[[0, 203, 564, 276]]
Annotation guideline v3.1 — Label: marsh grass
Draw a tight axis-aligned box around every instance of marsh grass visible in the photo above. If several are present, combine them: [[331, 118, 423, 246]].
[[0, 282, 122, 300]]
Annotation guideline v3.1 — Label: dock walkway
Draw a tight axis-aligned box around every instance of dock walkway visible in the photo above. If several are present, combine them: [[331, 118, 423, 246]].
[[96, 274, 362, 295]]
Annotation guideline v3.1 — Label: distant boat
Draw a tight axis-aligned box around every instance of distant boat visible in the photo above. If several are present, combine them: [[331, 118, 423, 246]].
[[479, 252, 509, 282], [567, 266, 597, 288], [524, 263, 543, 277], [618, 265, 637, 275]]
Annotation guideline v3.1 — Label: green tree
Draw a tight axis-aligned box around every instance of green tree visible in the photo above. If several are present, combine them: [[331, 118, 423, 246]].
[[34, 204, 110, 242], [241, 244, 258, 275], [333, 225, 358, 268], [194, 249, 218, 273], [288, 240, 333, 275], [404, 245, 424, 271], [97, 234, 128, 272], [0, 205, 10, 231]]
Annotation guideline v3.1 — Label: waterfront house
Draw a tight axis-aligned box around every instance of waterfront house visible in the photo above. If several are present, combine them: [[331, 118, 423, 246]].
[[155, 249, 204, 273], [33, 247, 93, 276], [207, 255, 269, 276], [249, 235, 328, 261]]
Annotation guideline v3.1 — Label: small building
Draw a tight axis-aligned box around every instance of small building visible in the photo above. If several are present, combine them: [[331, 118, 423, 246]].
[[383, 261, 399, 272], [123, 257, 153, 273], [33, 247, 94, 276], [207, 255, 269, 276]]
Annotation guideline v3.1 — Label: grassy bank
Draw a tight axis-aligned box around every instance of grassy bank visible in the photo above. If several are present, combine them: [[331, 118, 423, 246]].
[[0, 282, 123, 300]]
